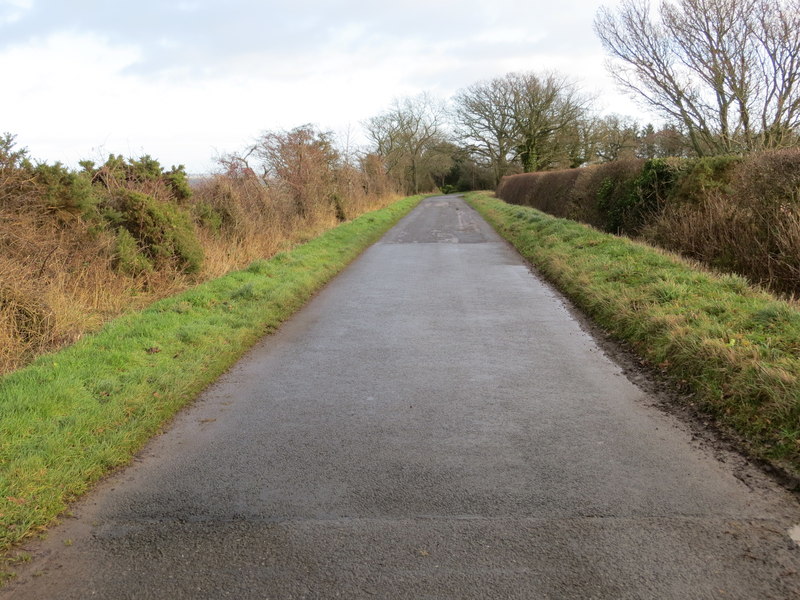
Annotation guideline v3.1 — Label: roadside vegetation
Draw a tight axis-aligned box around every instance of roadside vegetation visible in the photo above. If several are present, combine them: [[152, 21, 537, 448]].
[[0, 193, 422, 555], [1, 0, 799, 567], [468, 192, 800, 480], [0, 128, 396, 376], [496, 150, 800, 297], [6, 0, 798, 364], [361, 0, 800, 302]]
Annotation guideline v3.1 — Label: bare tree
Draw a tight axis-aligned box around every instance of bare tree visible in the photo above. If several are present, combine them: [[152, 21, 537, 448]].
[[559, 116, 602, 167], [594, 114, 642, 161], [453, 77, 518, 185], [359, 153, 394, 199], [364, 93, 452, 194], [595, 0, 800, 155], [254, 125, 339, 218], [507, 72, 591, 172], [453, 72, 591, 175], [637, 123, 693, 158]]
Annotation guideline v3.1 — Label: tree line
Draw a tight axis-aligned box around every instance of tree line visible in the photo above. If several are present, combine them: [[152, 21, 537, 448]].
[[187, 0, 800, 197], [226, 77, 685, 199], [363, 77, 693, 195]]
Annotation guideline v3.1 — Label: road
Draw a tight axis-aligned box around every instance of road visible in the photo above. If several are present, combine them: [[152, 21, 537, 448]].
[[4, 195, 800, 598]]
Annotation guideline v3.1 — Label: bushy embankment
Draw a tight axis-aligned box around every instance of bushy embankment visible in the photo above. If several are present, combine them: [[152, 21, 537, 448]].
[[468, 192, 800, 479], [0, 137, 397, 375], [496, 150, 800, 297], [0, 194, 422, 557]]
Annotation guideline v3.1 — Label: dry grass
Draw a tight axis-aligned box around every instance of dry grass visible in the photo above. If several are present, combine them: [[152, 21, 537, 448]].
[[0, 205, 191, 373], [643, 196, 800, 297], [0, 169, 399, 376], [190, 173, 398, 278]]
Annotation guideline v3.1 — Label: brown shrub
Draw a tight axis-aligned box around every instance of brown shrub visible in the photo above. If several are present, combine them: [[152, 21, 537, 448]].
[[496, 172, 536, 206], [497, 169, 582, 217], [360, 153, 395, 201], [188, 174, 293, 278], [0, 158, 398, 375], [495, 150, 800, 296], [497, 160, 645, 231], [0, 204, 162, 373], [0, 260, 55, 370], [641, 149, 800, 296], [732, 148, 800, 208], [530, 169, 582, 218]]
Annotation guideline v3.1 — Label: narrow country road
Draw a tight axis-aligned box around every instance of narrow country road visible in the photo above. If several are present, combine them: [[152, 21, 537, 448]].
[[4, 196, 800, 598]]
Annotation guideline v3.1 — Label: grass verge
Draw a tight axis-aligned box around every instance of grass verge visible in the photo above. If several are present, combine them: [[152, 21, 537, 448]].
[[467, 192, 800, 480], [0, 194, 423, 555]]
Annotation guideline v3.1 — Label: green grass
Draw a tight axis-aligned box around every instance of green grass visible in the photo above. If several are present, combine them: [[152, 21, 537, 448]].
[[0, 194, 423, 553], [467, 192, 800, 478]]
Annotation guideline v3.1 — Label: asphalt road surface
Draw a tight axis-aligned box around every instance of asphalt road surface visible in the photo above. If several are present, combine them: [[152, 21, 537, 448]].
[[4, 196, 800, 599]]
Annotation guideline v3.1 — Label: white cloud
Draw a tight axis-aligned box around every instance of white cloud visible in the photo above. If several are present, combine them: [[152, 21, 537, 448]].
[[0, 0, 32, 25], [0, 0, 658, 174], [474, 27, 545, 46], [0, 29, 408, 172]]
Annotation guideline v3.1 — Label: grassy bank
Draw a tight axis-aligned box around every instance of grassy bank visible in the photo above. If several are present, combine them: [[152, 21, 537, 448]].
[[0, 194, 423, 557], [496, 150, 800, 297], [467, 192, 800, 480], [1, 138, 398, 377]]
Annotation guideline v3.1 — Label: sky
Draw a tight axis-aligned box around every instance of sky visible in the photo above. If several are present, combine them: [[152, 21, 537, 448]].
[[0, 0, 655, 174]]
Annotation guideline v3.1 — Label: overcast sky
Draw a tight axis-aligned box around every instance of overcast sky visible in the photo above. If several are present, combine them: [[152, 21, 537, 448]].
[[0, 0, 654, 173]]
